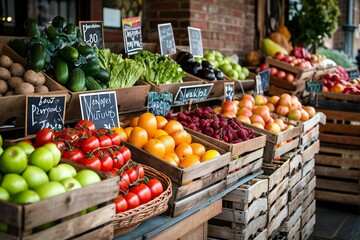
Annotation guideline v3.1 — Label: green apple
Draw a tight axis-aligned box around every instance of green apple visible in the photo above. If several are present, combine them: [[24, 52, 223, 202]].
[[214, 50, 223, 58], [238, 72, 246, 80], [15, 141, 35, 156], [1, 173, 28, 195], [0, 146, 27, 174], [219, 63, 233, 75], [204, 52, 215, 62], [11, 189, 40, 204], [29, 147, 54, 172], [227, 69, 239, 80], [0, 147, 3, 157], [60, 177, 82, 191], [22, 165, 49, 189], [59, 163, 77, 177], [75, 170, 101, 187], [0, 134, 3, 147], [209, 60, 219, 68], [34, 181, 66, 200], [223, 56, 234, 64], [43, 143, 61, 167], [86, 205, 98, 213], [48, 164, 72, 182], [231, 63, 242, 72], [33, 221, 57, 233], [194, 57, 202, 63], [242, 67, 250, 77], [0, 187, 10, 201]]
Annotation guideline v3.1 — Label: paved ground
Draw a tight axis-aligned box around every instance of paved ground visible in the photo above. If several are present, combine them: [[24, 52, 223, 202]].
[[310, 201, 360, 240]]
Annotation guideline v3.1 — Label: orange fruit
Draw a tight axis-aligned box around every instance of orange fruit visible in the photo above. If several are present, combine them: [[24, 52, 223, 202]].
[[162, 152, 180, 166], [128, 127, 148, 148], [175, 143, 193, 160], [111, 127, 128, 142], [156, 115, 168, 129], [190, 143, 206, 158], [130, 117, 139, 127], [137, 112, 157, 139], [200, 149, 221, 162], [143, 139, 166, 158], [179, 155, 201, 168], [153, 129, 168, 139], [170, 130, 189, 146], [185, 132, 192, 144], [157, 135, 176, 154], [163, 120, 184, 135], [124, 127, 133, 138]]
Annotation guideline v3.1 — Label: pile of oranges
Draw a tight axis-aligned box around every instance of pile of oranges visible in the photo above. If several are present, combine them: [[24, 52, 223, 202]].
[[113, 113, 221, 169]]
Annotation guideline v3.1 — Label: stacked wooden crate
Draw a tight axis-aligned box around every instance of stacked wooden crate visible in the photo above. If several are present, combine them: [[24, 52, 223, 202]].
[[312, 93, 360, 206], [208, 178, 269, 240]]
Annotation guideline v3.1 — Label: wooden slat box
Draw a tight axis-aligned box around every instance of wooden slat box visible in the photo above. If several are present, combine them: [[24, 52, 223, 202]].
[[223, 178, 268, 204], [0, 159, 119, 240], [280, 205, 302, 233], [267, 205, 288, 239], [0, 42, 69, 127], [285, 218, 301, 240], [301, 214, 315, 240], [267, 84, 309, 100], [315, 143, 360, 206]]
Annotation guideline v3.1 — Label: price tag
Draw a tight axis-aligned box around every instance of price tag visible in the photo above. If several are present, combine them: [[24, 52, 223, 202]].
[[79, 91, 120, 129], [188, 27, 203, 57], [122, 17, 143, 55], [147, 91, 173, 116], [79, 21, 104, 49], [158, 23, 176, 56], [174, 84, 213, 105], [345, 67, 359, 80], [255, 75, 264, 95], [224, 82, 235, 101], [306, 81, 323, 92], [258, 68, 270, 92], [25, 94, 66, 136]]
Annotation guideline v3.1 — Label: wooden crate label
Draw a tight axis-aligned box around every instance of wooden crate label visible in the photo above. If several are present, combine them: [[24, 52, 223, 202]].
[[301, 214, 316, 240], [289, 168, 302, 190], [280, 206, 302, 232], [302, 190, 315, 212], [262, 159, 290, 191], [302, 159, 315, 178], [286, 218, 301, 240], [301, 200, 316, 228], [223, 178, 268, 204], [302, 140, 320, 165], [268, 191, 288, 223], [267, 205, 288, 238], [268, 177, 289, 206], [226, 158, 263, 187], [289, 189, 304, 216]]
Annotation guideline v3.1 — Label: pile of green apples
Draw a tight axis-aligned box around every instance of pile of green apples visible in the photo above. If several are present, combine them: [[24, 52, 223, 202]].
[[199, 50, 250, 80], [0, 135, 101, 233]]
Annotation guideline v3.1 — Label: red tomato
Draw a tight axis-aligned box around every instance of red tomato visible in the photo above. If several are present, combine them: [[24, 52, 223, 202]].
[[35, 128, 54, 146], [108, 132, 121, 146], [126, 168, 138, 184], [62, 127, 74, 134], [56, 140, 66, 152], [62, 149, 84, 163], [119, 172, 130, 193], [82, 155, 101, 170], [75, 129, 90, 138], [119, 146, 131, 162], [80, 136, 100, 154], [98, 135, 112, 147], [112, 151, 124, 169], [133, 164, 145, 180], [130, 183, 152, 204], [93, 128, 108, 137], [146, 179, 164, 199], [124, 192, 140, 209], [109, 168, 119, 176], [114, 195, 128, 213], [75, 120, 96, 132], [100, 155, 113, 172]]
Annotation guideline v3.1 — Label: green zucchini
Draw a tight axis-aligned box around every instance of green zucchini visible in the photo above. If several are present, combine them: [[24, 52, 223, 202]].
[[58, 46, 79, 62], [54, 57, 69, 85], [25, 18, 40, 38], [67, 67, 86, 92], [30, 43, 46, 72], [85, 76, 102, 90], [76, 44, 95, 56], [81, 61, 100, 76], [52, 16, 67, 30], [64, 23, 76, 35], [45, 25, 58, 41], [94, 68, 111, 83]]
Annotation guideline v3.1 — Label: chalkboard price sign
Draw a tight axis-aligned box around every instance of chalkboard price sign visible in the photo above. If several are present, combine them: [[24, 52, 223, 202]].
[[79, 91, 120, 129], [158, 23, 176, 56], [26, 95, 66, 136], [122, 17, 143, 55], [306, 81, 323, 93], [345, 67, 359, 80], [147, 91, 173, 117], [174, 83, 213, 105], [188, 27, 203, 57], [258, 68, 270, 92], [224, 82, 235, 101], [79, 21, 104, 49]]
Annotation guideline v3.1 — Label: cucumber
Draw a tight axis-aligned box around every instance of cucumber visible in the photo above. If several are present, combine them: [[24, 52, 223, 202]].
[[54, 57, 69, 85], [76, 44, 95, 56], [9, 39, 28, 58], [52, 16, 67, 30], [64, 23, 76, 35], [94, 68, 111, 83], [25, 18, 40, 38], [30, 43, 46, 72], [85, 76, 102, 90], [58, 46, 79, 62], [99, 82, 108, 89], [45, 25, 58, 41], [67, 67, 86, 92], [81, 61, 100, 76]]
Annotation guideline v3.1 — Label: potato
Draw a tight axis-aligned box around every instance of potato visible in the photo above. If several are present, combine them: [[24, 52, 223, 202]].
[[15, 82, 35, 95], [35, 85, 49, 93], [4, 90, 14, 96], [9, 63, 25, 77], [0, 79, 8, 94], [0, 55, 13, 68], [0, 67, 11, 80], [23, 69, 46, 86], [7, 77, 24, 89]]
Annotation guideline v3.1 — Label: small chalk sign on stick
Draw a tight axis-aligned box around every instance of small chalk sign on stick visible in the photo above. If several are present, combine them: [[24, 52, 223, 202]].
[[158, 23, 176, 56], [79, 21, 104, 49]]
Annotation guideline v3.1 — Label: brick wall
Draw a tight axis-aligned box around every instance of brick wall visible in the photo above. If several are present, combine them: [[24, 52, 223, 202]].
[[142, 0, 256, 59]]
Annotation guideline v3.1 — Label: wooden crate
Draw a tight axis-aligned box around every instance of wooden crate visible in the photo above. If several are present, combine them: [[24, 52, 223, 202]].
[[261, 158, 290, 193], [301, 200, 316, 228], [208, 213, 268, 240], [301, 140, 320, 165], [301, 214, 315, 240], [288, 189, 304, 217], [268, 84, 308, 100], [268, 190, 288, 223], [0, 159, 118, 239], [314, 92, 360, 113], [0, 42, 69, 127], [280, 206, 302, 233], [315, 143, 360, 205], [223, 178, 268, 204], [267, 205, 288, 238], [285, 218, 301, 240]]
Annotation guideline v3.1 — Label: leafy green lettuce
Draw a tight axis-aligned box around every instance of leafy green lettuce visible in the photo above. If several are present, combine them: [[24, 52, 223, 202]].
[[108, 59, 145, 88], [94, 46, 123, 73]]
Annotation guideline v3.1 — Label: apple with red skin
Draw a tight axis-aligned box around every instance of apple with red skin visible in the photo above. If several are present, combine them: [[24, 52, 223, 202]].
[[296, 61, 308, 69], [259, 63, 269, 71], [331, 74, 341, 83], [285, 73, 295, 83], [274, 52, 285, 60], [276, 70, 286, 79], [283, 55, 294, 63], [270, 67, 278, 76]]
